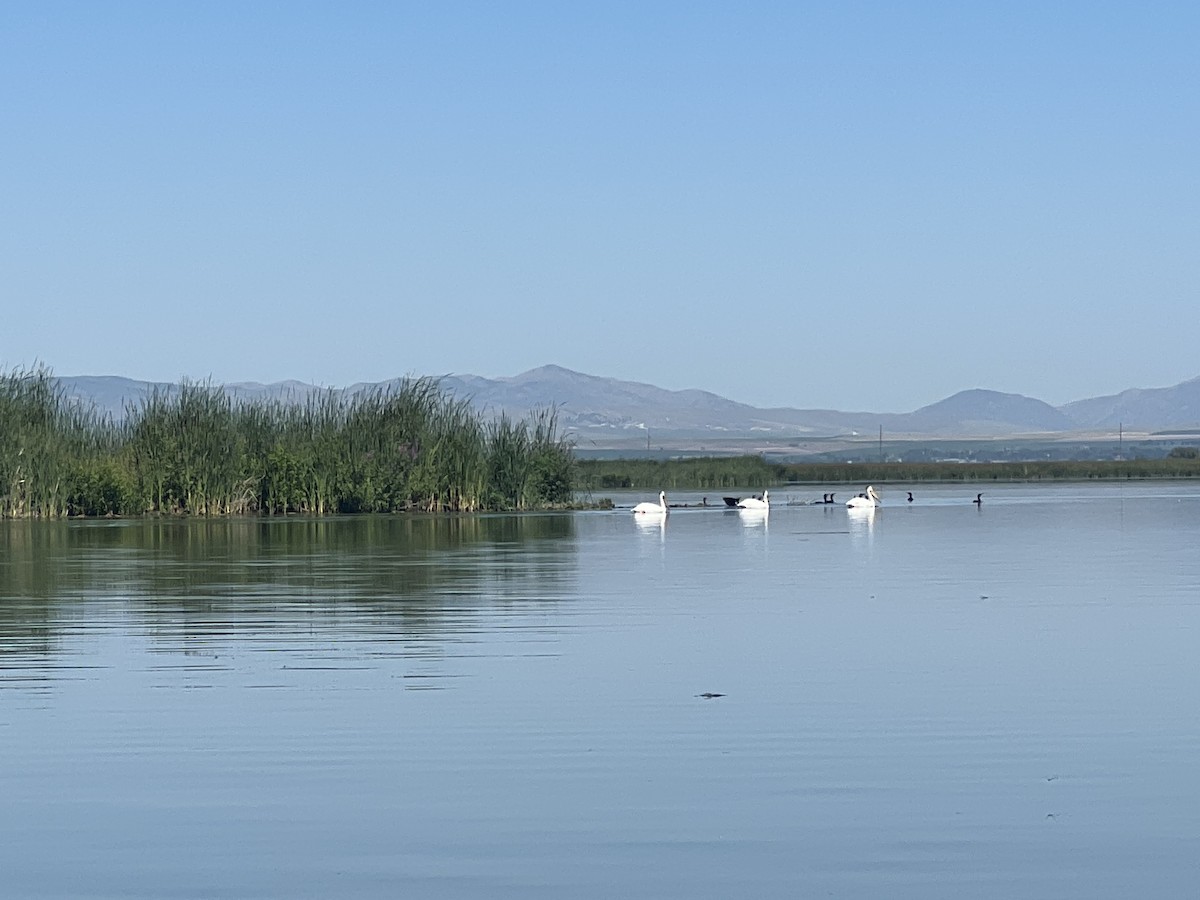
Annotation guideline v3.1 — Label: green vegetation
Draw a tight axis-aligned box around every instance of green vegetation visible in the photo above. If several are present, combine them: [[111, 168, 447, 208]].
[[1, 366, 574, 518], [578, 454, 1200, 491], [577, 455, 779, 491]]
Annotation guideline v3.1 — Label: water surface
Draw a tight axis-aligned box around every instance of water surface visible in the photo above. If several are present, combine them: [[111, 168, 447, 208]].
[[2, 482, 1198, 898]]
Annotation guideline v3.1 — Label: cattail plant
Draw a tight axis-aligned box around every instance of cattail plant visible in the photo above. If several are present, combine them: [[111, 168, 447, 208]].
[[1, 366, 577, 518]]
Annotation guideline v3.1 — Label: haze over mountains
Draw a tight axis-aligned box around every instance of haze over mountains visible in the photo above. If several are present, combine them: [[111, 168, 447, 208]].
[[55, 366, 1200, 441]]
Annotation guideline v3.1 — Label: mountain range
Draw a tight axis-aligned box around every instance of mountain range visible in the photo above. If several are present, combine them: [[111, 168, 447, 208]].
[[55, 366, 1200, 441]]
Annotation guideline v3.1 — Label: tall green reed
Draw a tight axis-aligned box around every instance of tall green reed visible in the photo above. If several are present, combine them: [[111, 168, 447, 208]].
[[1, 366, 575, 518]]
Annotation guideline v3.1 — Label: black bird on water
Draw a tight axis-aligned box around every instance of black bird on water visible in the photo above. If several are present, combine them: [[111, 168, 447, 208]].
[[906, 491, 914, 503], [973, 493, 983, 505]]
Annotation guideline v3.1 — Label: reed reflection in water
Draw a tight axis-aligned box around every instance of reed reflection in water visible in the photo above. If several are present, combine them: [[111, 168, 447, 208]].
[[0, 514, 577, 695]]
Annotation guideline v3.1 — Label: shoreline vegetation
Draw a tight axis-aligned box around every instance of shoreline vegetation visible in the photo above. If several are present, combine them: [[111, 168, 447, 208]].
[[4, 365, 1199, 520], [577, 454, 1200, 492], [1, 366, 573, 518]]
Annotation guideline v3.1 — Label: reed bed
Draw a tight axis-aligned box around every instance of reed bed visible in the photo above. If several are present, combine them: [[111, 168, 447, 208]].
[[0, 367, 574, 518], [578, 455, 1200, 491], [576, 455, 779, 492]]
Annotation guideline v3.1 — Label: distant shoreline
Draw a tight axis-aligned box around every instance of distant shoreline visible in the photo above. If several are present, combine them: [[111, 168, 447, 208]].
[[576, 456, 1200, 493]]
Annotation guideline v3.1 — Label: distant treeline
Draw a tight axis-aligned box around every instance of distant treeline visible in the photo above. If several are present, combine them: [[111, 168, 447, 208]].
[[1, 366, 573, 518], [578, 454, 1200, 491]]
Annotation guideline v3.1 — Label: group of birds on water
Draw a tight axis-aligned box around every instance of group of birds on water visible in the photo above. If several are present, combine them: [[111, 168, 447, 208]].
[[630, 487, 984, 516]]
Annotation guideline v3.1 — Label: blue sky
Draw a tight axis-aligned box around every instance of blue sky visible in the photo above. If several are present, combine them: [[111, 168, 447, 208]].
[[2, 2, 1196, 412]]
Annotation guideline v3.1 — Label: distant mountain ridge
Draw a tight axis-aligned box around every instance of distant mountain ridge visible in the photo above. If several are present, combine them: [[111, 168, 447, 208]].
[[53, 365, 1200, 439], [905, 389, 1076, 435], [1060, 376, 1200, 429]]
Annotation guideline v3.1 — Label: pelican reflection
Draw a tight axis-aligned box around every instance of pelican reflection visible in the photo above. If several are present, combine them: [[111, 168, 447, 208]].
[[738, 507, 769, 531], [635, 513, 667, 544], [847, 504, 876, 549]]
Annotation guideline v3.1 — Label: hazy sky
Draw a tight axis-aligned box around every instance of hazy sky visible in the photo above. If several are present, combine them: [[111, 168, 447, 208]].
[[3, 2, 1196, 412]]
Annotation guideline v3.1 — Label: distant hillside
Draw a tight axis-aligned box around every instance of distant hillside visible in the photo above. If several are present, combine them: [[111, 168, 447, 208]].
[[51, 366, 1200, 439], [57, 375, 164, 416], [1060, 376, 1200, 429], [56, 375, 323, 418], [435, 365, 768, 434], [907, 390, 1076, 436]]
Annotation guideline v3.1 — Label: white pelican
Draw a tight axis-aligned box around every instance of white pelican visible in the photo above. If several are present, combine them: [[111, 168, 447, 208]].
[[846, 486, 881, 509], [737, 490, 769, 511], [632, 491, 669, 516]]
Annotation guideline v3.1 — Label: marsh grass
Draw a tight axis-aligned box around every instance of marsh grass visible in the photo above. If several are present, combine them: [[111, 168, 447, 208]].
[[578, 455, 1200, 491], [0, 367, 574, 518]]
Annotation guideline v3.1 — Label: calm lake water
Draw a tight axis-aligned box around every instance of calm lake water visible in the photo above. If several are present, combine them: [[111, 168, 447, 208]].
[[2, 482, 1198, 899]]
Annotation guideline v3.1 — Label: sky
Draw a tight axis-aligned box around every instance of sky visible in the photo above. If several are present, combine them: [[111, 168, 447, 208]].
[[2, 2, 1197, 413]]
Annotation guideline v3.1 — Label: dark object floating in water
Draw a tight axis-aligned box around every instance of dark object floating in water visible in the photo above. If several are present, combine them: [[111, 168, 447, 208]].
[[696, 692, 726, 699], [725, 494, 763, 508], [973, 493, 983, 505], [907, 491, 914, 502]]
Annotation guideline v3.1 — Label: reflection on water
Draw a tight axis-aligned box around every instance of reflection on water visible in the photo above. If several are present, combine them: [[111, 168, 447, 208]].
[[633, 513, 668, 564], [736, 507, 768, 528], [3, 485, 1200, 899], [846, 504, 876, 549], [633, 514, 667, 533], [0, 515, 576, 690], [737, 508, 769, 560]]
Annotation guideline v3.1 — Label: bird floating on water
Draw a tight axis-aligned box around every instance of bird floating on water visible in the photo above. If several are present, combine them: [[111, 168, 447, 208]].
[[973, 493, 983, 505], [632, 491, 669, 516], [846, 486, 881, 509], [737, 490, 769, 511]]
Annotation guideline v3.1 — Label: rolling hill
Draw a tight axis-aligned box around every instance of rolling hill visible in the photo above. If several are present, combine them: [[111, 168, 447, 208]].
[[51, 366, 1200, 440]]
